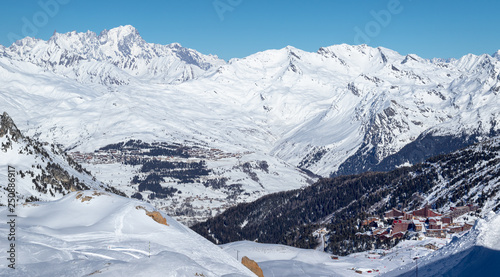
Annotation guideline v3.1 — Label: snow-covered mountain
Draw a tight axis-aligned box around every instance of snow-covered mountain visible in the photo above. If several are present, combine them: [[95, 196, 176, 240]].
[[1, 25, 500, 223], [4, 25, 223, 85], [0, 190, 255, 276]]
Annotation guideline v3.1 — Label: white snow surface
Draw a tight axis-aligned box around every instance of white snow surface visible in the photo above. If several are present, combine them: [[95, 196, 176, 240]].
[[0, 191, 254, 276], [222, 237, 449, 277]]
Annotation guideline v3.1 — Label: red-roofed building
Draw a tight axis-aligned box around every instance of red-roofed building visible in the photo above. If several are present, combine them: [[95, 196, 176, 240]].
[[442, 217, 453, 224], [392, 220, 412, 234], [412, 206, 442, 218], [385, 208, 405, 219]]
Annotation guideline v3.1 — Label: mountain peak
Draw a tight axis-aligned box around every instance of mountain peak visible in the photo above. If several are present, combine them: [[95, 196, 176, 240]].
[[493, 50, 500, 60], [98, 25, 144, 46], [107, 25, 140, 37]]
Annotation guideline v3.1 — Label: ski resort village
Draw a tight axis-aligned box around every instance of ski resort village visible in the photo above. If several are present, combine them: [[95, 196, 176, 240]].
[[358, 205, 478, 240]]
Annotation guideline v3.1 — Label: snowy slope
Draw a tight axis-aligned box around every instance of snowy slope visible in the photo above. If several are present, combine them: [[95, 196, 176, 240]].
[[221, 237, 450, 277], [0, 191, 254, 276], [385, 211, 500, 277]]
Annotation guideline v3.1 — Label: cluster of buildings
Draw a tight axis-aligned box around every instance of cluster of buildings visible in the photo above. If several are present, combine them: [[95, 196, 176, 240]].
[[69, 150, 135, 164], [186, 147, 247, 160], [70, 147, 245, 165], [359, 204, 478, 239]]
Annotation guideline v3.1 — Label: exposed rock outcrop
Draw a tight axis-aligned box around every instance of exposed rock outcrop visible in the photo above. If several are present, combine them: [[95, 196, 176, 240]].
[[75, 191, 107, 202], [241, 256, 264, 277], [136, 206, 168, 226], [0, 112, 23, 141]]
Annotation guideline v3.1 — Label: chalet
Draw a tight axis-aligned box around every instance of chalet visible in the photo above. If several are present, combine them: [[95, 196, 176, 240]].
[[424, 243, 439, 250], [428, 218, 442, 230], [448, 223, 474, 234], [373, 228, 390, 237], [392, 220, 411, 234], [385, 208, 405, 218], [413, 221, 424, 232], [448, 205, 478, 218], [447, 226, 463, 233], [403, 213, 413, 220], [429, 222, 441, 230], [464, 223, 474, 231]]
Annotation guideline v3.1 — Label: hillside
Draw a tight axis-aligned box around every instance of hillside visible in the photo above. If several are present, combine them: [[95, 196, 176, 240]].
[[191, 136, 500, 255]]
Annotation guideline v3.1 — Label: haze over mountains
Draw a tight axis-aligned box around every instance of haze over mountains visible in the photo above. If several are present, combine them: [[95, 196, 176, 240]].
[[1, 25, 500, 223]]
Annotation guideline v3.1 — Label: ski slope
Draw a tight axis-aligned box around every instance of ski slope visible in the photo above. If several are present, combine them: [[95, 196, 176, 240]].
[[0, 191, 254, 276], [222, 237, 449, 277]]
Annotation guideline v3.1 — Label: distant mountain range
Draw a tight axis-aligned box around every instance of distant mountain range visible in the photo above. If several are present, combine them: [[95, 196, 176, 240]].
[[1, 25, 499, 223]]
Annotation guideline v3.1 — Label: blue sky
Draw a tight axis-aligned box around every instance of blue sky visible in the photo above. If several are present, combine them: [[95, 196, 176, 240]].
[[0, 0, 498, 61]]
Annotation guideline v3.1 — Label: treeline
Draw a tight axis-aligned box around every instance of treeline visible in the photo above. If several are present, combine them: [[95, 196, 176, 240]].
[[126, 159, 210, 183], [127, 159, 211, 199], [133, 173, 179, 199]]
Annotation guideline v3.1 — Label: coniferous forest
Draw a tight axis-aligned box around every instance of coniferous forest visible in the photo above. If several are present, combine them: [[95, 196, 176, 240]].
[[191, 138, 500, 255]]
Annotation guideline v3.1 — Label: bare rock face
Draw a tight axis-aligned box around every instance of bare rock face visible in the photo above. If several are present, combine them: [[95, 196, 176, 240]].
[[0, 112, 23, 141], [136, 206, 168, 226], [146, 211, 168, 226], [241, 256, 264, 277]]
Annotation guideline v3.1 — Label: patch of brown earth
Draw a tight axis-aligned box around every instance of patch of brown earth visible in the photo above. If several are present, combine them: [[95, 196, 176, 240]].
[[75, 192, 92, 202], [76, 192, 93, 202], [241, 256, 264, 277], [75, 191, 110, 203], [136, 206, 168, 226]]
